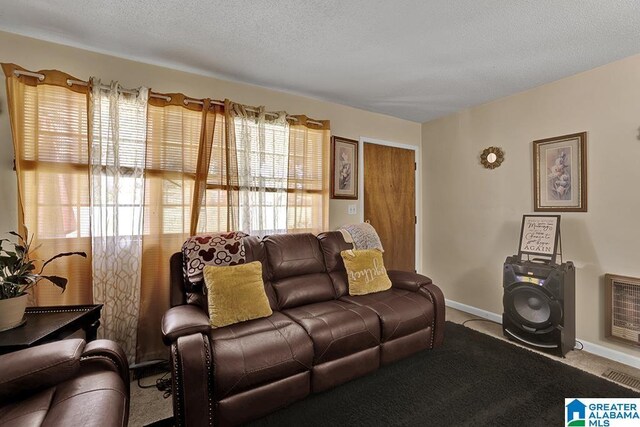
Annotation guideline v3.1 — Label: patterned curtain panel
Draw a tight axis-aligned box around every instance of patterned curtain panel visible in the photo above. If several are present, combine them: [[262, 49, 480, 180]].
[[226, 101, 290, 237], [88, 79, 148, 363]]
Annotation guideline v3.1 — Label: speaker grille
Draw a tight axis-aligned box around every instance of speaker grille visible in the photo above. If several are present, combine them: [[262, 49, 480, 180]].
[[512, 286, 551, 325]]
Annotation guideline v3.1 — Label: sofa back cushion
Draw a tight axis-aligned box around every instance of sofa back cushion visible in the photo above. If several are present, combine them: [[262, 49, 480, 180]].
[[317, 231, 353, 298], [243, 235, 278, 310], [263, 233, 336, 309]]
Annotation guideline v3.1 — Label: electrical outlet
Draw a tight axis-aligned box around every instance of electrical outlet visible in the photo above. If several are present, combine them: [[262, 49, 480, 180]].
[[348, 204, 357, 215]]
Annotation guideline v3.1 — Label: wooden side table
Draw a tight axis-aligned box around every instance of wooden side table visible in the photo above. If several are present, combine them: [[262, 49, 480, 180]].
[[0, 304, 103, 355]]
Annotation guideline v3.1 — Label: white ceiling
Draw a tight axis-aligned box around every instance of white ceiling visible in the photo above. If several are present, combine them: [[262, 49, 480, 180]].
[[1, 1, 640, 123]]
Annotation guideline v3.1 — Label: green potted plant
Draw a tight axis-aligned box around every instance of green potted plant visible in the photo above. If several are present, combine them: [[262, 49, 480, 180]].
[[0, 230, 86, 332]]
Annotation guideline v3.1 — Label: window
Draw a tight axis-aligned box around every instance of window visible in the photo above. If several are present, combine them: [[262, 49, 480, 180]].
[[234, 117, 291, 235], [21, 84, 90, 240]]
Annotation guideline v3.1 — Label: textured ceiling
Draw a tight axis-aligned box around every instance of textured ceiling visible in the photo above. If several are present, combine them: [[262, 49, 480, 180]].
[[1, 1, 640, 122]]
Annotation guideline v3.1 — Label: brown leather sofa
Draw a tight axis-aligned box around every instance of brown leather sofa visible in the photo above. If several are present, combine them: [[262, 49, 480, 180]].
[[0, 338, 130, 427], [162, 231, 445, 426]]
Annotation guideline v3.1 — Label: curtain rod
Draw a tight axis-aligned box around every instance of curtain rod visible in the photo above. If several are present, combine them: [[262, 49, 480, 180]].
[[14, 70, 325, 126]]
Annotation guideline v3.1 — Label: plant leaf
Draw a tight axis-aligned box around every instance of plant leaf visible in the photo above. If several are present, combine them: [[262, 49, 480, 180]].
[[0, 255, 14, 268], [41, 251, 87, 272], [40, 275, 67, 292], [7, 231, 24, 243], [0, 254, 18, 273]]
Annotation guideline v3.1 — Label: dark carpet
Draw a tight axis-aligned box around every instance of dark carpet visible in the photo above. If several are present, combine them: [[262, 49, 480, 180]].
[[247, 322, 638, 427], [146, 322, 638, 427]]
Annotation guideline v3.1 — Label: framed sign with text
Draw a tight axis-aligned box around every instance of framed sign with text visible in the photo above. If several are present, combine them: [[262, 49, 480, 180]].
[[518, 215, 561, 261]]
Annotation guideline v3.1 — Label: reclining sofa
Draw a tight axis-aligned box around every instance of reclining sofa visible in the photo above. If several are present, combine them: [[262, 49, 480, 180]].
[[162, 231, 445, 426], [0, 338, 130, 427]]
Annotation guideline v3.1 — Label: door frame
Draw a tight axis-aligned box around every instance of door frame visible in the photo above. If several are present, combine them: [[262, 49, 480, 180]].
[[358, 137, 422, 273]]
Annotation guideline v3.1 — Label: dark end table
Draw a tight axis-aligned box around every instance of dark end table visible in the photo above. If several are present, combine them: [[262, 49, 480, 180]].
[[0, 304, 103, 355]]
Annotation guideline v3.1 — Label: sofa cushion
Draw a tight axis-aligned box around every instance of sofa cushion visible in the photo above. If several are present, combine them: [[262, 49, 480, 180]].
[[0, 368, 128, 427], [46, 368, 128, 427], [264, 234, 336, 309], [264, 233, 326, 279], [203, 262, 273, 328], [0, 338, 84, 401], [317, 231, 353, 273], [242, 235, 279, 309], [341, 288, 434, 342], [317, 231, 353, 298], [209, 312, 313, 399], [341, 249, 392, 296], [273, 273, 336, 310], [283, 300, 380, 364], [0, 388, 54, 427]]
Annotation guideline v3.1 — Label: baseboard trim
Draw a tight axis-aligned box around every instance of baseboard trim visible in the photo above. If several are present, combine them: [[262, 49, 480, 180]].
[[445, 299, 502, 323], [445, 299, 640, 369], [578, 340, 640, 370]]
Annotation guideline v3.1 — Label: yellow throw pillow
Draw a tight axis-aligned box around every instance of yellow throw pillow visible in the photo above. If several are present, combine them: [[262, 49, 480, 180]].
[[203, 261, 273, 328], [341, 249, 392, 296]]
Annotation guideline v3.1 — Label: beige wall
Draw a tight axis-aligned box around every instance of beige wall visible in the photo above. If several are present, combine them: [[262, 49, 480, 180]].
[[422, 54, 640, 360], [0, 30, 421, 235], [4, 30, 637, 362]]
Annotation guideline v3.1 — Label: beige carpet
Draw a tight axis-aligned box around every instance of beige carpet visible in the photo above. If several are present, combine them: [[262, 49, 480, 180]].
[[129, 373, 173, 427], [129, 307, 640, 426], [446, 308, 640, 384]]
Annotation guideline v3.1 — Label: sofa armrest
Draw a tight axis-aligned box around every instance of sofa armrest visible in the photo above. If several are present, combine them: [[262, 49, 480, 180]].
[[0, 338, 85, 400], [171, 333, 213, 427], [162, 304, 210, 345], [388, 270, 432, 292], [419, 283, 446, 347], [82, 339, 130, 386]]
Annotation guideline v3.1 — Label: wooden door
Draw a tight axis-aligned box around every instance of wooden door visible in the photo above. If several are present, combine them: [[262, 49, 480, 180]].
[[363, 143, 415, 271]]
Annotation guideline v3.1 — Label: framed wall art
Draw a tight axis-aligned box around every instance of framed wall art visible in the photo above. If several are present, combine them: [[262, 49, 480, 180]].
[[533, 132, 587, 212], [330, 136, 358, 199]]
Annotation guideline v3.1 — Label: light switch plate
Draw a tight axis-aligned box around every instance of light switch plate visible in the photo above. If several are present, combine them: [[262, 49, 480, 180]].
[[348, 204, 357, 215]]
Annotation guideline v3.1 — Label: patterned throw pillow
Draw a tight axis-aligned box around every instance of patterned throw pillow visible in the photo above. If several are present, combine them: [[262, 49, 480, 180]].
[[340, 249, 392, 296], [181, 231, 248, 288], [203, 261, 273, 328]]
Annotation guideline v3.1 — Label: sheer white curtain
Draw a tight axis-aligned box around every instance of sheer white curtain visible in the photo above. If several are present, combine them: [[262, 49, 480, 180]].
[[230, 104, 290, 236], [89, 79, 148, 363]]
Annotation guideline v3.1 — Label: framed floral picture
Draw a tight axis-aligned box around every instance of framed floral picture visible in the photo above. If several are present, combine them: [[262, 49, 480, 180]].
[[330, 136, 358, 199], [533, 132, 587, 212]]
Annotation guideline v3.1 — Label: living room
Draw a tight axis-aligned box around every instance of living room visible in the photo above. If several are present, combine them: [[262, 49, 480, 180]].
[[0, 2, 639, 427]]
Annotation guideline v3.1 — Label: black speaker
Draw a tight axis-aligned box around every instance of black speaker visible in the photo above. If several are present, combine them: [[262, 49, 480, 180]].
[[502, 255, 575, 356]]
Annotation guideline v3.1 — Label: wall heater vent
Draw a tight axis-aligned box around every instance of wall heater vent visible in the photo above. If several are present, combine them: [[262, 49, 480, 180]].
[[605, 274, 640, 347], [602, 369, 640, 391]]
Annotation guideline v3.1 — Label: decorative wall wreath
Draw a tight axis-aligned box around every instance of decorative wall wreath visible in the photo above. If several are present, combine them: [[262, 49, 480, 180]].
[[480, 146, 505, 169]]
